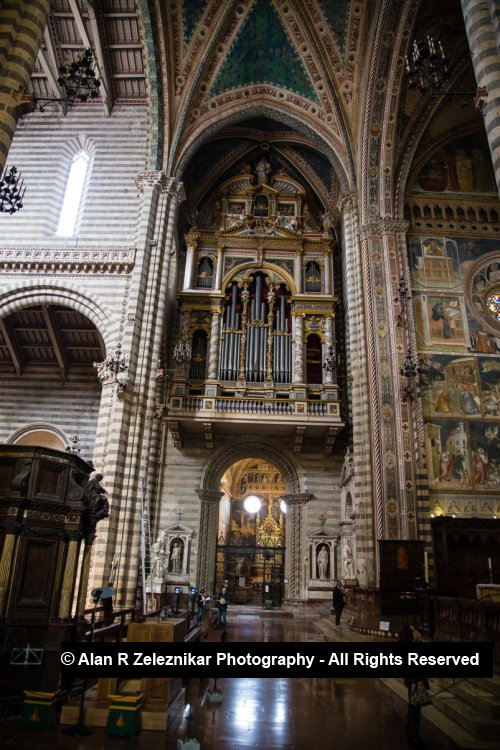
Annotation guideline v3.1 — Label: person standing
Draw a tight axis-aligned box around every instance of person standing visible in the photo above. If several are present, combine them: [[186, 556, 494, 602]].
[[332, 580, 346, 626], [400, 624, 430, 746], [215, 586, 229, 629], [196, 589, 209, 623]]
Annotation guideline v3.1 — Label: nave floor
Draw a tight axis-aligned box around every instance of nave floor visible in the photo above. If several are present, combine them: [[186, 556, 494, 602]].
[[1, 615, 444, 750]]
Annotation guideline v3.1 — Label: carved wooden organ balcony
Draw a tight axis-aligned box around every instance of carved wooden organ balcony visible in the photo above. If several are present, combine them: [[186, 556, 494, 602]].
[[165, 165, 344, 454]]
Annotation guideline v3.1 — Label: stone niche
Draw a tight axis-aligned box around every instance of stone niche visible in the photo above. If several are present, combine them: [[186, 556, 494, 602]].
[[307, 527, 336, 600], [149, 523, 195, 592]]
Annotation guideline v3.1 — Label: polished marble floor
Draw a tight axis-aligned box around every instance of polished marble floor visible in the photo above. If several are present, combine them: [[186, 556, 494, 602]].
[[1, 615, 439, 750]]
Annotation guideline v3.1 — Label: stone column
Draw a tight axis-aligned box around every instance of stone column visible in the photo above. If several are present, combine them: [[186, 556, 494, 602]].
[[76, 537, 94, 618], [292, 314, 305, 383], [89, 172, 185, 608], [323, 315, 334, 385], [282, 493, 313, 604], [0, 0, 52, 172], [461, 0, 500, 192], [324, 246, 332, 295], [0, 532, 16, 617], [195, 489, 223, 593], [183, 234, 198, 290], [338, 192, 376, 586], [294, 247, 303, 293], [215, 246, 224, 290], [58, 537, 80, 619], [207, 306, 222, 380]]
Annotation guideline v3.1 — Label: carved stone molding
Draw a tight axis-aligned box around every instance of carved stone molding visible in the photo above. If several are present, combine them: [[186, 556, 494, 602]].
[[337, 192, 358, 212], [358, 219, 409, 239], [0, 247, 136, 274], [135, 171, 186, 203]]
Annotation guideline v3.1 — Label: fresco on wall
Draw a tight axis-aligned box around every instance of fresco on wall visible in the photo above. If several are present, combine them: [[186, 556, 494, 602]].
[[469, 421, 500, 490], [409, 236, 500, 290], [425, 419, 472, 490], [412, 136, 496, 195], [415, 294, 466, 347], [467, 313, 500, 354], [478, 358, 500, 417], [419, 355, 481, 418]]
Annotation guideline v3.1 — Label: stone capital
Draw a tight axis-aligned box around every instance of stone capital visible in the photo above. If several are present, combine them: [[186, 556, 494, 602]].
[[337, 192, 358, 212], [135, 171, 186, 202], [196, 489, 224, 504], [281, 493, 314, 507], [358, 218, 409, 240]]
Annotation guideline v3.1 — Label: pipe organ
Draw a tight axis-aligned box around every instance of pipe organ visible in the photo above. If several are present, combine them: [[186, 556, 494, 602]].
[[220, 274, 292, 383], [171, 160, 341, 406]]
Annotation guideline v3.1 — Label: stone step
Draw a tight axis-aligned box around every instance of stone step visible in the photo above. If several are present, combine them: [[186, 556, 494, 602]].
[[382, 678, 500, 750], [467, 675, 500, 700], [432, 690, 500, 740], [430, 679, 500, 718]]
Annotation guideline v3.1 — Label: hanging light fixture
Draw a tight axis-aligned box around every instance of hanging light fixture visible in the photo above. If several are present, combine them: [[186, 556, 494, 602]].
[[0, 166, 25, 214], [323, 344, 337, 374], [172, 337, 192, 365], [400, 348, 420, 402], [405, 36, 487, 110], [405, 36, 450, 94], [35, 48, 101, 111]]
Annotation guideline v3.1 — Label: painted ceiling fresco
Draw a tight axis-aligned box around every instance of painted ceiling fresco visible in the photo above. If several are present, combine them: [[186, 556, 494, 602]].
[[210, 0, 319, 102], [318, 0, 350, 53]]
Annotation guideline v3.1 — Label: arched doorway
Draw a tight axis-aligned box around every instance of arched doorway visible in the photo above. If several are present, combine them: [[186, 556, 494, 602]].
[[216, 458, 286, 607]]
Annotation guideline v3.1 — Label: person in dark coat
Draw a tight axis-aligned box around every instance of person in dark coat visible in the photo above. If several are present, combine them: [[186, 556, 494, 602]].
[[214, 586, 229, 629], [332, 580, 346, 625], [400, 624, 430, 746]]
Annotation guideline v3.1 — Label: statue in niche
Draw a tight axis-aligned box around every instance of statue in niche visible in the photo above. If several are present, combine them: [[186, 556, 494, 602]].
[[169, 538, 183, 573], [150, 540, 167, 580], [343, 540, 354, 578], [316, 544, 330, 580]]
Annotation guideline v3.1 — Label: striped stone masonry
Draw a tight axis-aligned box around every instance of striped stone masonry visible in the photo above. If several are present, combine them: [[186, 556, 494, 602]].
[[0, 0, 52, 172]]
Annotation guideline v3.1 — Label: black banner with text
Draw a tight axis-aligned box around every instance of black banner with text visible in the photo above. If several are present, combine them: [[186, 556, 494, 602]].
[[60, 642, 493, 679]]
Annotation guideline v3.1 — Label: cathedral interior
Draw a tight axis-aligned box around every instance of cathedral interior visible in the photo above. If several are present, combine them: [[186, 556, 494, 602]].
[[0, 0, 500, 747]]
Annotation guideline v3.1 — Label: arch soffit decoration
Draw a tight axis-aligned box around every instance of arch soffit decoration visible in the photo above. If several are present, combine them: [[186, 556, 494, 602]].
[[0, 283, 117, 353], [162, 2, 360, 184], [221, 262, 297, 297], [202, 438, 304, 496], [360, 0, 417, 222], [172, 102, 352, 193]]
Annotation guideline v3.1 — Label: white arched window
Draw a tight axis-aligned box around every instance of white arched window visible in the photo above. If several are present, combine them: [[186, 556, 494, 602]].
[[56, 151, 89, 236]]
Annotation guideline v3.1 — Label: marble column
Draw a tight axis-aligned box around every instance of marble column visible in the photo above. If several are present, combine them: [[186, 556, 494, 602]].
[[195, 489, 223, 593], [292, 314, 305, 383], [461, 0, 500, 192], [282, 493, 314, 603], [207, 307, 222, 380], [183, 235, 198, 290], [89, 172, 185, 608], [294, 248, 303, 293], [323, 315, 334, 385], [0, 0, 52, 172], [215, 246, 224, 290]]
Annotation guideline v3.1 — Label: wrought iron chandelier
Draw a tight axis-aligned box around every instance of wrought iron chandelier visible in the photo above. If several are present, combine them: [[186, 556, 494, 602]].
[[36, 48, 101, 111], [400, 348, 419, 402], [0, 166, 25, 214], [405, 36, 450, 94], [172, 338, 192, 365], [323, 344, 337, 374], [405, 35, 487, 110]]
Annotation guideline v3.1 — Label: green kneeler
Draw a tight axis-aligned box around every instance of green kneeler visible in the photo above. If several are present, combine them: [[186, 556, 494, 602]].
[[105, 693, 143, 737], [20, 690, 62, 731]]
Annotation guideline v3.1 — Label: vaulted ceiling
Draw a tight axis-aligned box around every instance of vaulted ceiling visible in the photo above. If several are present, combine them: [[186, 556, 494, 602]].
[[28, 0, 485, 214]]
